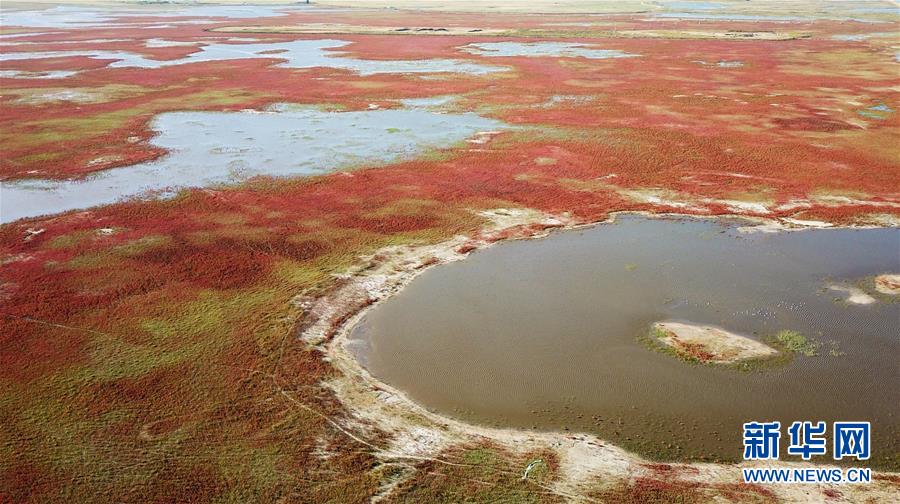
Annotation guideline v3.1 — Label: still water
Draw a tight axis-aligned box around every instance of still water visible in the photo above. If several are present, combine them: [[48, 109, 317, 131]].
[[1, 105, 505, 223], [351, 215, 900, 467], [0, 39, 503, 77]]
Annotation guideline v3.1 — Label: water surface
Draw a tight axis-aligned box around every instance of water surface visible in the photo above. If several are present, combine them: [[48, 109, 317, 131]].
[[1, 105, 505, 222], [0, 5, 295, 28], [351, 216, 900, 467], [661, 1, 725, 10], [0, 39, 503, 77]]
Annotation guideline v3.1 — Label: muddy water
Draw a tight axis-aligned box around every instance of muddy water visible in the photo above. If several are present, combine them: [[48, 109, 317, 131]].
[[350, 216, 900, 468]]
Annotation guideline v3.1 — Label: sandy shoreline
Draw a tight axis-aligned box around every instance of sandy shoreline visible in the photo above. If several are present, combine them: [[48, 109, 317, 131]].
[[298, 207, 900, 501]]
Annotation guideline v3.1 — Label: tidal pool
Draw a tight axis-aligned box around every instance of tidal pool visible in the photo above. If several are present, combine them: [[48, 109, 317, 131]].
[[0, 39, 503, 77], [0, 5, 297, 29], [0, 105, 505, 223], [350, 215, 900, 467]]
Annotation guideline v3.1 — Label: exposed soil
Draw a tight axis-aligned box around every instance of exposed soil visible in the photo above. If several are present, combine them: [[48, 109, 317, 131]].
[[828, 284, 877, 305], [875, 274, 900, 296], [652, 321, 779, 364]]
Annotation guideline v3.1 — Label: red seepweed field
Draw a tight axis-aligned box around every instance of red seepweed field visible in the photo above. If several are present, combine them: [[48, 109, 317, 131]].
[[1, 1, 899, 502]]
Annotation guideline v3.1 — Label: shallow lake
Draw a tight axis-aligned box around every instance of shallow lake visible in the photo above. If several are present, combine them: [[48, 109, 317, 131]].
[[0, 5, 297, 29], [0, 39, 503, 77], [0, 105, 505, 223], [350, 215, 900, 468]]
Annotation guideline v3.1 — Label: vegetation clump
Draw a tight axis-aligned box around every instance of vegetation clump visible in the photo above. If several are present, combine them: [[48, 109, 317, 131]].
[[771, 330, 820, 357], [643, 322, 778, 368]]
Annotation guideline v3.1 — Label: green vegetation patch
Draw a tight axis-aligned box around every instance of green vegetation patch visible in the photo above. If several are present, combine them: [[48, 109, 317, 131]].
[[769, 330, 820, 357], [47, 230, 95, 250], [113, 235, 173, 257], [2, 88, 271, 153], [388, 445, 558, 503]]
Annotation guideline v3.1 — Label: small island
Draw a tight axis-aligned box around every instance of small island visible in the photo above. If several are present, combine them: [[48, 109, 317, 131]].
[[651, 321, 779, 364], [875, 274, 900, 296]]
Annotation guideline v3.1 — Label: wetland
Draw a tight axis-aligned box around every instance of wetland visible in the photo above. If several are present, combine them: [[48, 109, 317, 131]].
[[350, 215, 900, 468]]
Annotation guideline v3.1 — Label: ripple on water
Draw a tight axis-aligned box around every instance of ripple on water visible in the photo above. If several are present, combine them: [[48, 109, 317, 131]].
[[352, 216, 900, 467]]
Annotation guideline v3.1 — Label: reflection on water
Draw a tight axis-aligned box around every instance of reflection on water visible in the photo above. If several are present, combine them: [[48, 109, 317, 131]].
[[351, 215, 900, 468]]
